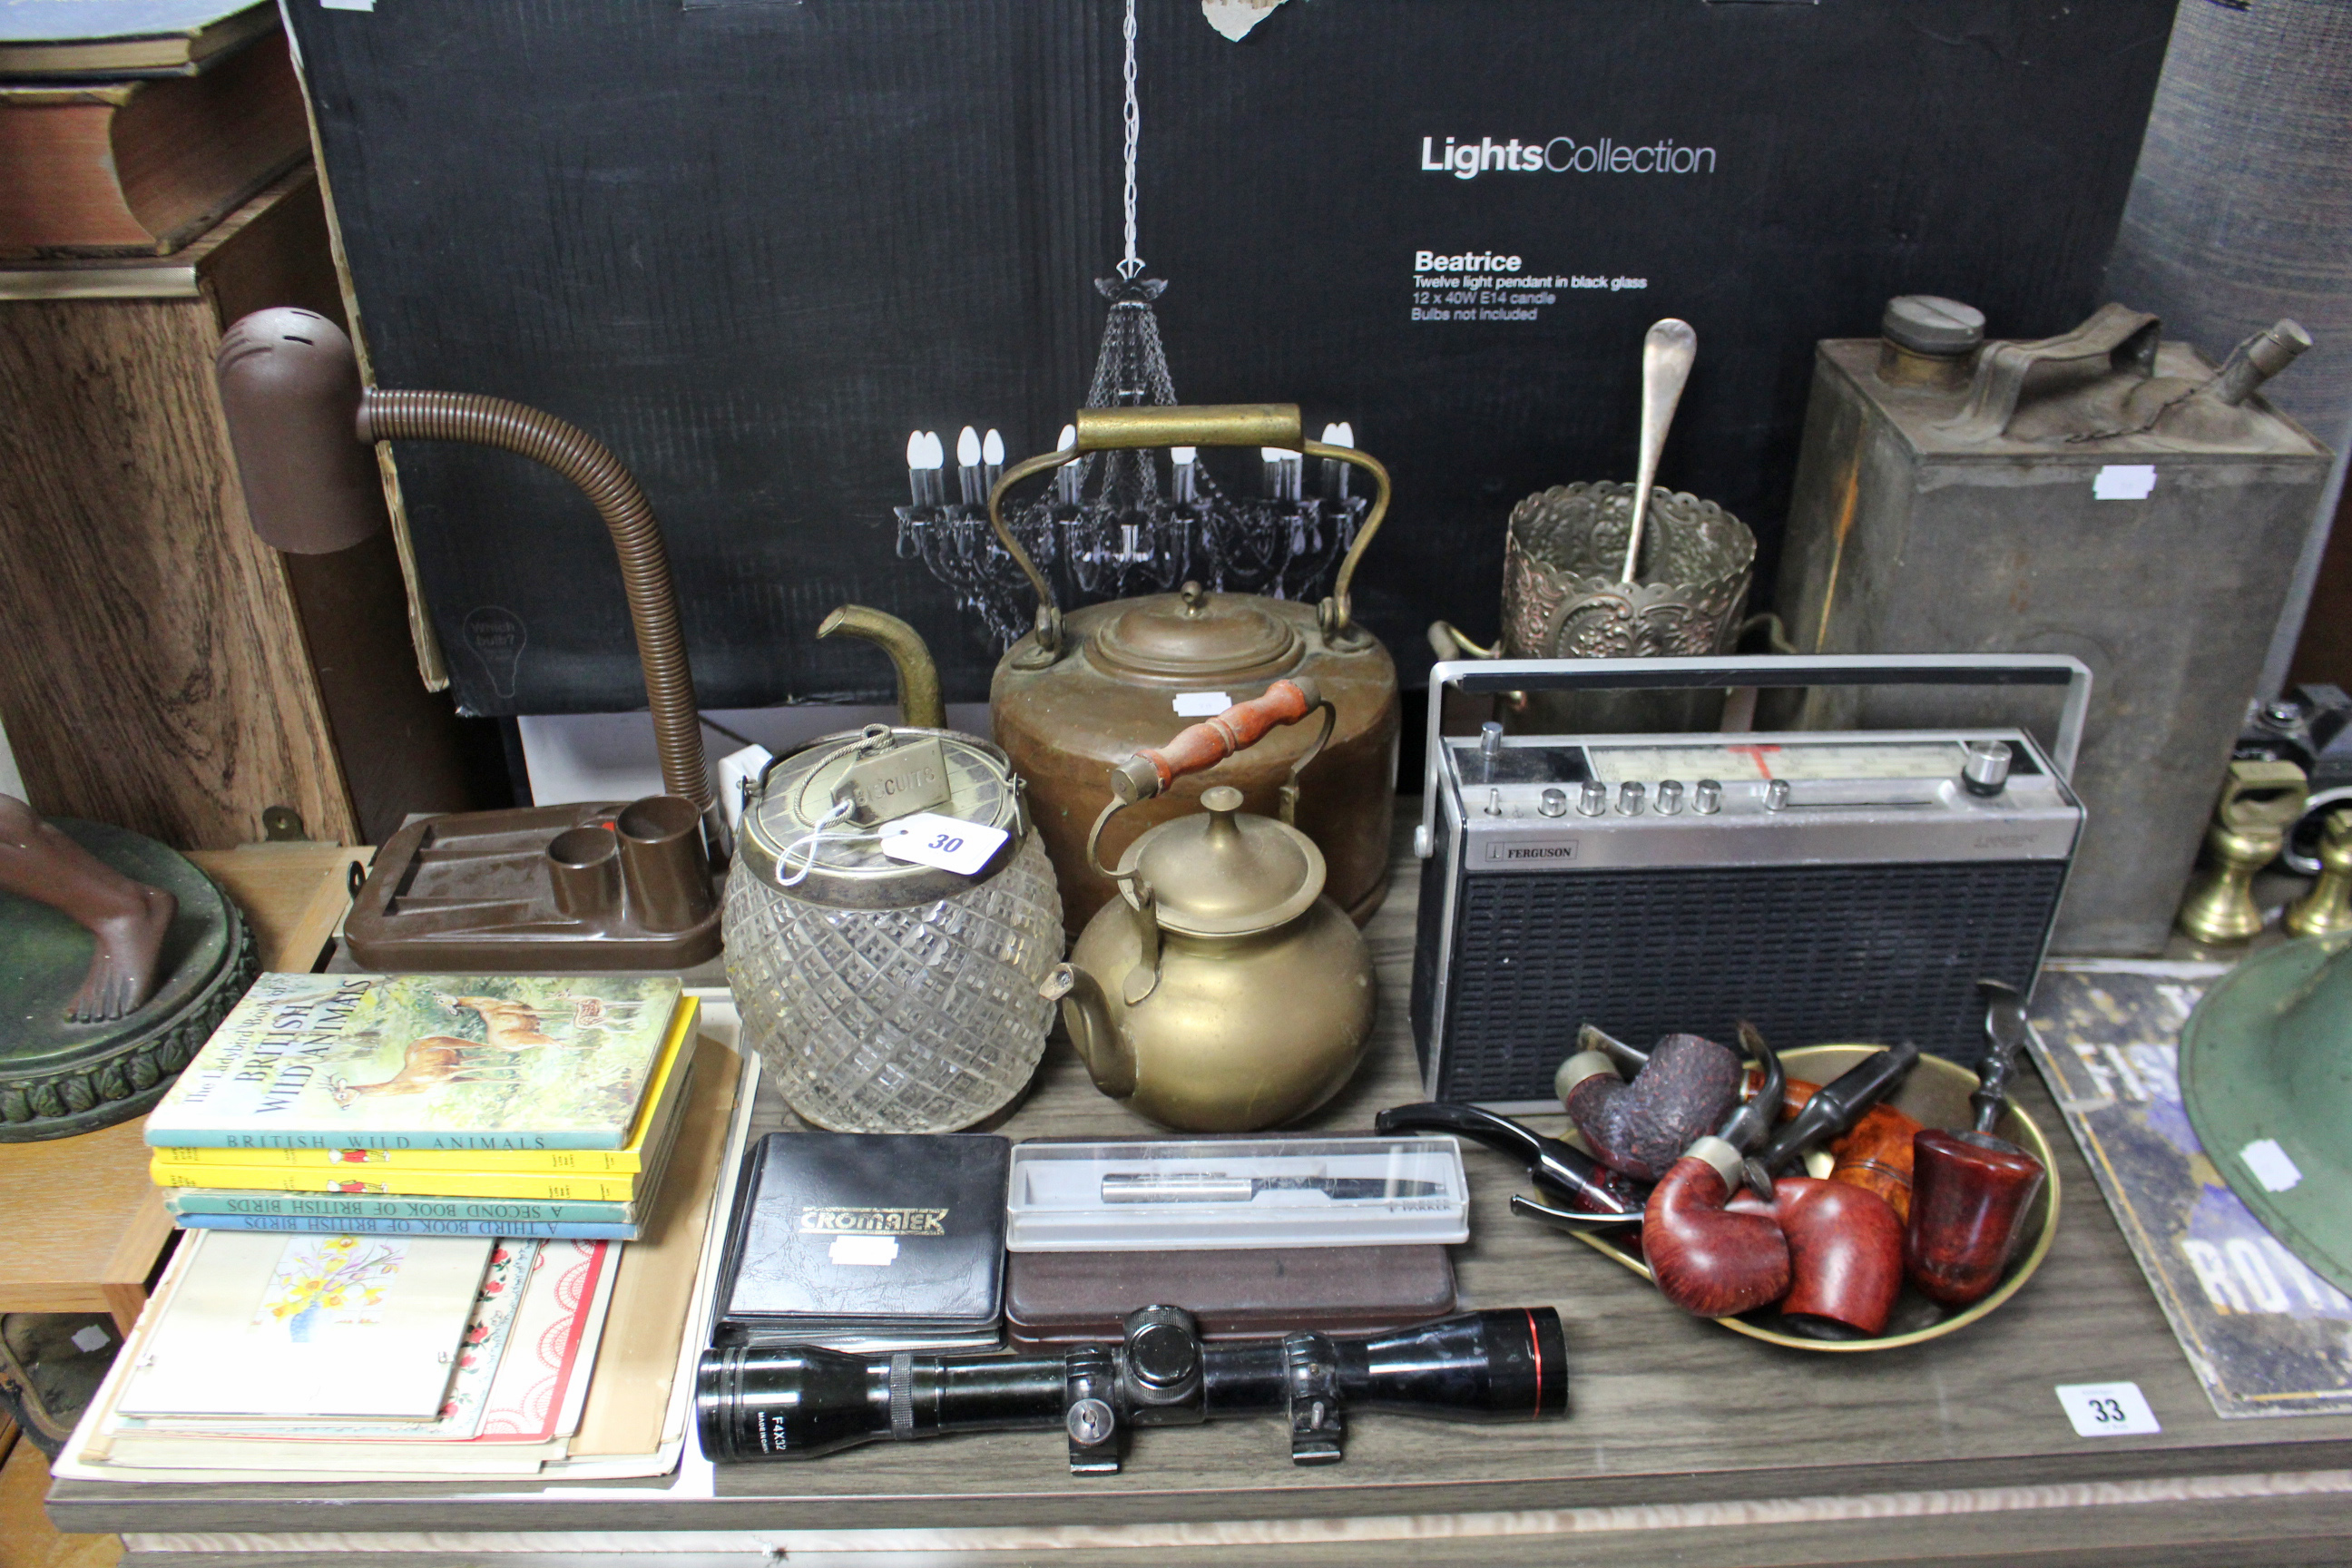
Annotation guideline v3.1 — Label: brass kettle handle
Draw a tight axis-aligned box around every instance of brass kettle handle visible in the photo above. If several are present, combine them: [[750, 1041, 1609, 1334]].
[[1083, 677, 1337, 885], [988, 403, 1393, 662], [1936, 303, 2161, 444]]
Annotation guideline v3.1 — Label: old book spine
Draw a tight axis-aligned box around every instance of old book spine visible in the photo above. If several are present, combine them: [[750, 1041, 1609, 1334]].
[[162, 1189, 635, 1223], [151, 1159, 642, 1201], [152, 1142, 645, 1173], [171, 1212, 635, 1240]]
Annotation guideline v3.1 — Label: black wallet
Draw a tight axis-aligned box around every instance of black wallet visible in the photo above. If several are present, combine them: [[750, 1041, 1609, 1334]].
[[712, 1130, 1009, 1348]]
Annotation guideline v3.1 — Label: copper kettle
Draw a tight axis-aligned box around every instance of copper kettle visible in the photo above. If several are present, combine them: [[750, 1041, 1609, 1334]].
[[986, 404, 1400, 939], [1041, 680, 1376, 1132]]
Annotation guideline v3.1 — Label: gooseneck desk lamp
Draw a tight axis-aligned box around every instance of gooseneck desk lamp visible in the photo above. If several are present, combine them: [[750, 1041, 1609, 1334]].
[[213, 307, 722, 968]]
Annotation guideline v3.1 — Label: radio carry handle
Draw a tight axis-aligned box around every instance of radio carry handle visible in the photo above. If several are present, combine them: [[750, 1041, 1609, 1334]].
[[1417, 652, 2092, 858]]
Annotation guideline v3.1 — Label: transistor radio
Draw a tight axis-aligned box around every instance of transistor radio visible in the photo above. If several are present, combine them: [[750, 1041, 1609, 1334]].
[[1411, 655, 2090, 1111]]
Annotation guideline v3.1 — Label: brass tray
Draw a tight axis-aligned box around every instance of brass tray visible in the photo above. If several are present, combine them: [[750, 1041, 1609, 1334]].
[[1568, 1044, 2058, 1352]]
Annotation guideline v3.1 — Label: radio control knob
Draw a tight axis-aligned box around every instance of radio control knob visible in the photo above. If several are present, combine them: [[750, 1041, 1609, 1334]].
[[1765, 779, 1791, 812], [1577, 779, 1608, 817], [1692, 779, 1721, 815], [1539, 787, 1568, 818], [1618, 781, 1646, 816], [1963, 740, 2013, 798], [1655, 779, 1684, 815], [1485, 787, 1504, 818]]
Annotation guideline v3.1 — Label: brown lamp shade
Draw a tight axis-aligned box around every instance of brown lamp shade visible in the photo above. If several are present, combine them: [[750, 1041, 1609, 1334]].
[[214, 307, 383, 554]]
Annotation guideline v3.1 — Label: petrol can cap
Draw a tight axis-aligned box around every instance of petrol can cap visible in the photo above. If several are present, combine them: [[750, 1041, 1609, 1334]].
[[1883, 295, 1985, 357]]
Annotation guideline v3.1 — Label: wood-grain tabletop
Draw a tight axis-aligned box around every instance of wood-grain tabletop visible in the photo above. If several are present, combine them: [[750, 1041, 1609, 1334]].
[[52, 825, 2352, 1566]]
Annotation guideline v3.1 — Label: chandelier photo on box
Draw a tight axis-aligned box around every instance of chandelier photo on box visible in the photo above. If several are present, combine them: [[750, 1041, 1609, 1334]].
[[891, 0, 1365, 651]]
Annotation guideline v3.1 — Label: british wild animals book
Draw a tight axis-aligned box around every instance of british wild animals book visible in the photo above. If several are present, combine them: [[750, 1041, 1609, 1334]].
[[146, 975, 686, 1152], [152, 998, 697, 1173]]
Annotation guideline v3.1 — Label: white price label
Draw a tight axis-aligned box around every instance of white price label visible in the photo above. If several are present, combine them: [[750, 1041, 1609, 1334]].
[[2239, 1137, 2305, 1192], [2093, 464, 2157, 501], [878, 812, 1010, 877], [1173, 691, 1233, 717], [2055, 1381, 2161, 1436], [828, 1235, 898, 1267]]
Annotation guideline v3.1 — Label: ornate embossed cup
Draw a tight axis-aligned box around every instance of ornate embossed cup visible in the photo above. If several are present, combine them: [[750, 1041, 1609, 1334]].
[[1495, 480, 1755, 732]]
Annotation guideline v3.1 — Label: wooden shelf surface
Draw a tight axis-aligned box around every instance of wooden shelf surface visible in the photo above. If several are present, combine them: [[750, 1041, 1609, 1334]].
[[47, 826, 2352, 1565]]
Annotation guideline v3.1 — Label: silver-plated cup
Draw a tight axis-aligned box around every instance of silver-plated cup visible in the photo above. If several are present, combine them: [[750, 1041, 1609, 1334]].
[[1496, 481, 1756, 732]]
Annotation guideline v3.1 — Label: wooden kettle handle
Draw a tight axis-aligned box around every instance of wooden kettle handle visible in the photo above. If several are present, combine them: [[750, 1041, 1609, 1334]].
[[1110, 679, 1325, 803]]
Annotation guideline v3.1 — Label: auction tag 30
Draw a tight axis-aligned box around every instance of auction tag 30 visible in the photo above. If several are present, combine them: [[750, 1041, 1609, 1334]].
[[879, 813, 1010, 876], [2054, 1381, 2161, 1436]]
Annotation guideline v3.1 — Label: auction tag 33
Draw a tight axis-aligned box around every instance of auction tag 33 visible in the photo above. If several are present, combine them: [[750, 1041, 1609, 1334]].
[[2054, 1381, 2161, 1436], [879, 813, 1011, 877]]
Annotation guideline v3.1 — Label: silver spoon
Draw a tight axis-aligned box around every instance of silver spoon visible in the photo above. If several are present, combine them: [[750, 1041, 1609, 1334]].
[[1619, 318, 1699, 584]]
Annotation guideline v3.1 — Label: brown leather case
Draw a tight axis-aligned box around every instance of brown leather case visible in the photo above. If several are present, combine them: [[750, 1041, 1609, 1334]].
[[1004, 1245, 1456, 1348]]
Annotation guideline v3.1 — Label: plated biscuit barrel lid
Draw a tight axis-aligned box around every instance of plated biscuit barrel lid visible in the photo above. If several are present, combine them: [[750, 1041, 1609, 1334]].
[[737, 724, 1025, 908]]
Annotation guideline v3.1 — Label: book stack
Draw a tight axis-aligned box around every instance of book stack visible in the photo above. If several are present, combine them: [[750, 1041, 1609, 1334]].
[[59, 1027, 760, 1482], [144, 975, 698, 1240]]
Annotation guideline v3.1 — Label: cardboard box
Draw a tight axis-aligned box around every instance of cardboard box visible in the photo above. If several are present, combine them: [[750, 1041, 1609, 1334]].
[[288, 0, 2178, 714]]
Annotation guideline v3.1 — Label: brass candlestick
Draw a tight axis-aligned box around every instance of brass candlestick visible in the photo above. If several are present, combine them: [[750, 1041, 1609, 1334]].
[[2285, 808, 2352, 937], [2176, 760, 2308, 945]]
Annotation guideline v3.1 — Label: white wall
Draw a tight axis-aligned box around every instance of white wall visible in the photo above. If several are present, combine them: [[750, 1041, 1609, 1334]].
[[0, 713, 24, 801]]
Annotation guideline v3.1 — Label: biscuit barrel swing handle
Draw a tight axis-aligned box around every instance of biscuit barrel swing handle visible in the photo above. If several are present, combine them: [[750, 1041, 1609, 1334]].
[[988, 404, 1391, 664]]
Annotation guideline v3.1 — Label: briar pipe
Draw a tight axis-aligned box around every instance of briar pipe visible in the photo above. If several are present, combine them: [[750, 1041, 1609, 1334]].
[[1762, 1081, 1926, 1224], [1556, 1030, 1743, 1181], [214, 308, 713, 823], [1739, 1042, 1921, 1202], [1746, 1177, 1906, 1338], [1907, 981, 2048, 1308], [1641, 1027, 1793, 1318], [1577, 1023, 1655, 1077], [1376, 1102, 1643, 1221]]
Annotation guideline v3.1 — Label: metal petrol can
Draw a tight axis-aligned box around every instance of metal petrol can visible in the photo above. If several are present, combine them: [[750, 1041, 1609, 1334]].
[[1775, 298, 2330, 955], [987, 405, 1400, 938]]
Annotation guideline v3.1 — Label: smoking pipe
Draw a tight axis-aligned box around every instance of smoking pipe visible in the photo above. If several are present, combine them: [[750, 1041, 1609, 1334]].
[[1746, 1176, 1906, 1337], [1640, 1028, 1793, 1318], [1575, 1023, 1653, 1075], [1738, 1064, 1926, 1223], [1906, 981, 2048, 1308], [1376, 1102, 1643, 1221], [1738, 1042, 1921, 1202], [1557, 1029, 1744, 1181]]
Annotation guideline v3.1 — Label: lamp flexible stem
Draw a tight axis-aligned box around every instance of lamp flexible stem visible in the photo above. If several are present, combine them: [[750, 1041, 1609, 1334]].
[[358, 388, 710, 812]]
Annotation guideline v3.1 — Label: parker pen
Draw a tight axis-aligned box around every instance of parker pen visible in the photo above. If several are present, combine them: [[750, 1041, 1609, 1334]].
[[1100, 1172, 1445, 1203]]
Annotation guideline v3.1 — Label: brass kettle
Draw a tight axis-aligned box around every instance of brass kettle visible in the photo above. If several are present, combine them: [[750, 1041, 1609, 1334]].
[[1041, 681, 1376, 1132]]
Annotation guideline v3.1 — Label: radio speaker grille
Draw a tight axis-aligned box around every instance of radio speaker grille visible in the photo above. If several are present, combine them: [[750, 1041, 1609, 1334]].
[[1424, 860, 2066, 1102]]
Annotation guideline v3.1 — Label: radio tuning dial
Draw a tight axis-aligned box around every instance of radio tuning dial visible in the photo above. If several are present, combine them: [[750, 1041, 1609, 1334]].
[[1692, 779, 1721, 815], [1963, 739, 2013, 797], [1577, 779, 1608, 817], [1765, 779, 1791, 812], [1617, 781, 1646, 816], [1539, 787, 1568, 818], [1655, 779, 1684, 815]]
